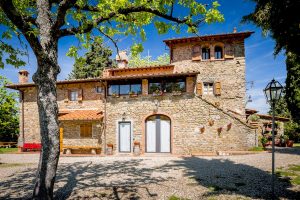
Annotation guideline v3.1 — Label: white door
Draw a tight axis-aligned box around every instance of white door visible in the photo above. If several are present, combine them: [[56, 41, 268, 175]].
[[146, 115, 171, 153], [146, 116, 156, 152], [119, 122, 131, 152], [160, 117, 171, 152]]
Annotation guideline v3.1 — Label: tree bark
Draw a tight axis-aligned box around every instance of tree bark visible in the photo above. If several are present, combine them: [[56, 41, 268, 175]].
[[32, 1, 61, 199]]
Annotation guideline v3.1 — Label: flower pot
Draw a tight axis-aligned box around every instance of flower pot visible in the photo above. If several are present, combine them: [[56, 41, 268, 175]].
[[286, 140, 294, 147], [134, 141, 140, 147], [208, 119, 214, 126], [227, 123, 232, 131]]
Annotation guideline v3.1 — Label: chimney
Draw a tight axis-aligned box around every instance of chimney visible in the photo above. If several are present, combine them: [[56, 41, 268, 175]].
[[116, 51, 128, 68], [233, 27, 237, 33], [18, 70, 29, 83]]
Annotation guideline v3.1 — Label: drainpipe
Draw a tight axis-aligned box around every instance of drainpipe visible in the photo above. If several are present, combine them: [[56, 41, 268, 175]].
[[20, 90, 25, 149], [101, 81, 107, 155]]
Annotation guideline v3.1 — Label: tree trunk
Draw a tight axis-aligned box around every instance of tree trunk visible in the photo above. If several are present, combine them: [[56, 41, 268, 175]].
[[32, 48, 60, 199], [32, 1, 61, 199]]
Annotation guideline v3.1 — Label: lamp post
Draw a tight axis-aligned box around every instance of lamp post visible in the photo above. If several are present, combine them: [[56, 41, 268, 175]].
[[263, 79, 283, 199]]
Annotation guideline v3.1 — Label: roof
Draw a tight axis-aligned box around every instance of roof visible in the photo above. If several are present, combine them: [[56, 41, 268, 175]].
[[245, 108, 259, 115], [164, 31, 254, 46], [102, 71, 199, 81], [105, 64, 174, 72], [257, 114, 290, 122], [58, 110, 103, 121], [5, 78, 102, 89]]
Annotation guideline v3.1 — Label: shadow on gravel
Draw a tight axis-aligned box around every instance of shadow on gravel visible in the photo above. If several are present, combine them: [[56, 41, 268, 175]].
[[273, 147, 300, 155], [171, 156, 300, 199], [0, 156, 299, 199]]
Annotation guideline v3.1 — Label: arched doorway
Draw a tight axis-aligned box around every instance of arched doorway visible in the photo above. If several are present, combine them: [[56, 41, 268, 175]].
[[145, 115, 171, 153]]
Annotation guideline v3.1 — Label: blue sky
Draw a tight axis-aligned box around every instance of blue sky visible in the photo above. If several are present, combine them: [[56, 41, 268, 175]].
[[0, 0, 286, 114]]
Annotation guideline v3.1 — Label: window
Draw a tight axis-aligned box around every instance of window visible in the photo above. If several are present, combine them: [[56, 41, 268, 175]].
[[203, 83, 214, 95], [120, 84, 130, 95], [149, 82, 161, 94], [202, 47, 210, 60], [108, 82, 142, 96], [80, 124, 92, 138], [214, 46, 223, 59], [108, 85, 119, 95], [149, 79, 186, 94], [192, 46, 201, 60], [69, 90, 78, 101], [131, 84, 142, 94], [96, 86, 102, 93]]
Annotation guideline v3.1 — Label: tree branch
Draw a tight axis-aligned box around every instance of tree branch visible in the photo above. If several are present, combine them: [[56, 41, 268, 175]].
[[58, 5, 198, 38], [0, 0, 42, 56], [52, 0, 77, 32], [98, 29, 120, 58]]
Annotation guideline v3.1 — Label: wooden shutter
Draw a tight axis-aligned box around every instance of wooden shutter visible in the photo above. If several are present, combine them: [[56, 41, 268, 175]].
[[214, 81, 221, 96], [224, 44, 234, 59], [192, 46, 201, 61], [78, 88, 83, 102], [80, 124, 92, 138], [64, 90, 69, 103], [196, 82, 203, 95]]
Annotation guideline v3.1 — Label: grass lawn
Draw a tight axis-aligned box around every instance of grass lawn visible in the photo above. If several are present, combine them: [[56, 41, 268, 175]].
[[0, 148, 18, 154], [276, 165, 300, 185], [249, 146, 265, 152], [293, 143, 300, 149]]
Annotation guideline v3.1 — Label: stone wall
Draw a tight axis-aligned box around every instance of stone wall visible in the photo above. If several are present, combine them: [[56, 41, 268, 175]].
[[105, 94, 256, 155], [61, 121, 102, 146], [171, 39, 247, 116], [19, 82, 105, 145]]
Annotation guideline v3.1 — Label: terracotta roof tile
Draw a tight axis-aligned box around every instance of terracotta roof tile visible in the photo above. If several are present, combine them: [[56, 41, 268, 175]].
[[59, 110, 103, 121], [163, 31, 254, 46], [102, 71, 199, 81]]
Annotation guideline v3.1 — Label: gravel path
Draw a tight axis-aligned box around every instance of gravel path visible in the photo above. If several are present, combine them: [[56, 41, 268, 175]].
[[0, 148, 299, 199]]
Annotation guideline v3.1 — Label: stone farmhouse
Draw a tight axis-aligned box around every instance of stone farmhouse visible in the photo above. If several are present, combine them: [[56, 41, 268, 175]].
[[7, 31, 258, 156]]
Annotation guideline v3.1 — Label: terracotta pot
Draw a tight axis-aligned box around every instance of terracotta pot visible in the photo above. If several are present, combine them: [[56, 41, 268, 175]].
[[134, 141, 140, 146], [107, 144, 113, 148], [287, 140, 294, 147]]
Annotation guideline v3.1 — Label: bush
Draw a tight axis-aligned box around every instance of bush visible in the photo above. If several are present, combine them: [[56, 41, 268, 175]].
[[285, 121, 300, 142]]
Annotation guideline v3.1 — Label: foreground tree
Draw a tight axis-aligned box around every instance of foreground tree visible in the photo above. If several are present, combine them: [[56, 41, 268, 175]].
[[243, 0, 300, 122], [68, 40, 115, 79], [0, 76, 19, 142], [268, 91, 300, 141], [0, 0, 223, 198], [128, 52, 170, 67]]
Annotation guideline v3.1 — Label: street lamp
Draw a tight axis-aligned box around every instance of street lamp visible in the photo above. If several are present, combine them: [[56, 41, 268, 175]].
[[263, 79, 283, 199]]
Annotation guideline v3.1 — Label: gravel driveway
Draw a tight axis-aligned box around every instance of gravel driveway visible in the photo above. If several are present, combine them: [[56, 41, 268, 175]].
[[0, 148, 300, 200]]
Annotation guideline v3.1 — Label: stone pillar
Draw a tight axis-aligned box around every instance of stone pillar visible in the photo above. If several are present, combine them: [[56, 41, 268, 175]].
[[142, 79, 148, 96], [186, 77, 194, 94], [18, 70, 29, 83]]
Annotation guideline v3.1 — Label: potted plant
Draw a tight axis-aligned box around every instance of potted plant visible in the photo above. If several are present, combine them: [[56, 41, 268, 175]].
[[280, 135, 288, 147], [261, 137, 268, 148], [171, 90, 182, 96], [112, 92, 119, 98], [200, 126, 205, 133], [129, 91, 138, 97], [153, 89, 163, 96], [286, 139, 294, 147], [217, 127, 222, 135], [208, 119, 214, 126], [107, 143, 113, 155], [134, 141, 140, 147], [133, 141, 140, 155], [227, 122, 232, 131]]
